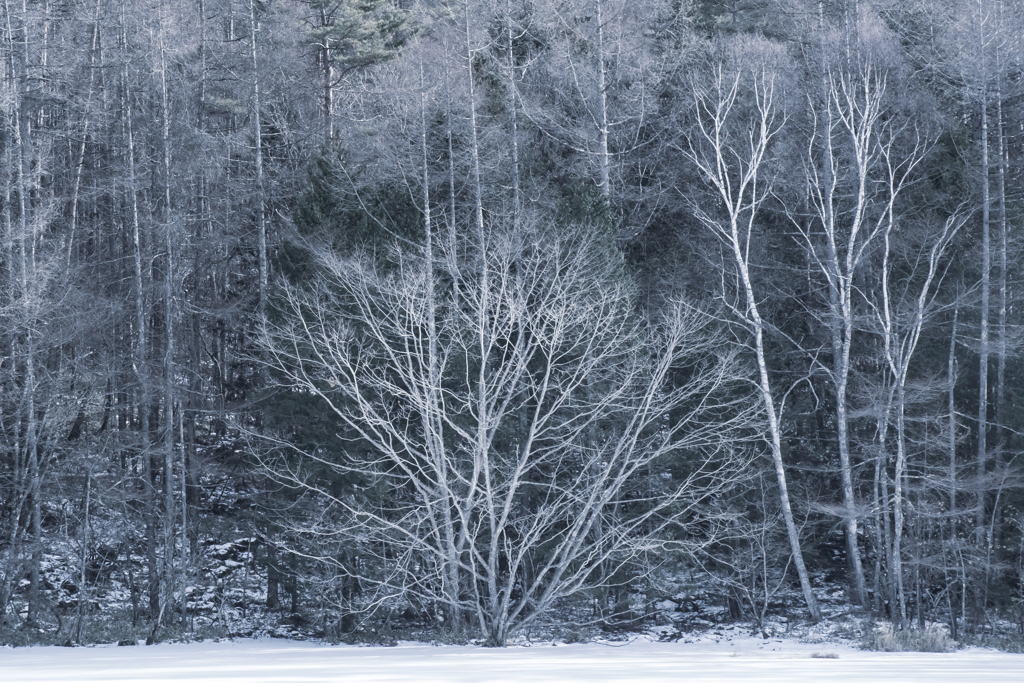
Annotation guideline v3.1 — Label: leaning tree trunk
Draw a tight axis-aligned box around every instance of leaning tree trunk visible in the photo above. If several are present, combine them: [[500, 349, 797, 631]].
[[687, 70, 820, 621]]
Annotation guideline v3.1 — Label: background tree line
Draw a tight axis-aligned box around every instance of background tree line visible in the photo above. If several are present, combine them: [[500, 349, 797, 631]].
[[0, 0, 1023, 646]]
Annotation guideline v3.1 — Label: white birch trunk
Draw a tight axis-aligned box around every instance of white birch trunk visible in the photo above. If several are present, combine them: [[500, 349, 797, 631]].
[[687, 68, 820, 621]]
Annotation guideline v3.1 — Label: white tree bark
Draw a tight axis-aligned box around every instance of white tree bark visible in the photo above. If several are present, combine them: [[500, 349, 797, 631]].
[[974, 0, 991, 537], [798, 67, 924, 609], [157, 5, 177, 628], [876, 204, 966, 625], [686, 66, 820, 621], [250, 0, 268, 317]]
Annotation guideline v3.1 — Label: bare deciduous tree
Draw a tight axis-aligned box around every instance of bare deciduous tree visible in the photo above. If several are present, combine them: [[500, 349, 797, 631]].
[[257, 223, 754, 645], [684, 58, 821, 621], [871, 208, 966, 625], [797, 65, 924, 608]]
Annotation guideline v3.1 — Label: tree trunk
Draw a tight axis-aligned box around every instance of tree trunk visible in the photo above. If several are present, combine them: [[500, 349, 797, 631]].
[[5, 0, 43, 628], [250, 0, 268, 316], [594, 0, 610, 200], [992, 12, 1007, 561], [121, 6, 159, 620], [975, 7, 991, 540], [158, 11, 177, 627], [66, 0, 102, 270], [688, 71, 820, 621]]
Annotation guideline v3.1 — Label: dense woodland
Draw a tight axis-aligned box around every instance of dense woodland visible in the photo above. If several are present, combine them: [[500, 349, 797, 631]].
[[1, 0, 1024, 647]]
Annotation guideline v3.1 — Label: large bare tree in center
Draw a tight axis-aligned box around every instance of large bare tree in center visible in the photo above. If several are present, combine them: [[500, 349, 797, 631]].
[[257, 221, 754, 645]]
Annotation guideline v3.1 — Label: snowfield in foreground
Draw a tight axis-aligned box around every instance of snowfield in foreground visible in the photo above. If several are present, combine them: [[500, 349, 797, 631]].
[[2, 636, 1022, 683]]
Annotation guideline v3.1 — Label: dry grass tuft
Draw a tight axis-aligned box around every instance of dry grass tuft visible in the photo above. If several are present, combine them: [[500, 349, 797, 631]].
[[862, 624, 955, 653]]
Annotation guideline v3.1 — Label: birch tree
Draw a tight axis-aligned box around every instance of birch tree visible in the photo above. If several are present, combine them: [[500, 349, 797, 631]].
[[871, 207, 966, 624], [685, 59, 821, 621], [797, 65, 923, 608]]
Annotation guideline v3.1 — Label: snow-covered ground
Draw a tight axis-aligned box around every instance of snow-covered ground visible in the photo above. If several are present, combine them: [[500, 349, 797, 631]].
[[2, 635, 1022, 683]]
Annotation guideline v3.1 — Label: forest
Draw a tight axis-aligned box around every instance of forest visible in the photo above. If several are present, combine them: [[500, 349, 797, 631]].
[[0, 0, 1022, 648]]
